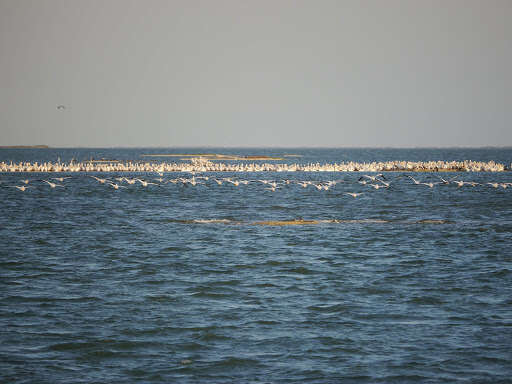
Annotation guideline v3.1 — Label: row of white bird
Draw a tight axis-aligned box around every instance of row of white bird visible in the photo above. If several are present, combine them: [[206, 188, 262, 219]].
[[0, 158, 508, 173], [3, 174, 511, 194]]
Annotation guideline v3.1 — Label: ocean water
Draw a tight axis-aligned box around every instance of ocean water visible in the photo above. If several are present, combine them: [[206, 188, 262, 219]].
[[1, 148, 511, 383]]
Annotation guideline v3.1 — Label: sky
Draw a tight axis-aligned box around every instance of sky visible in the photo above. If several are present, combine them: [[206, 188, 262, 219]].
[[0, 0, 511, 148]]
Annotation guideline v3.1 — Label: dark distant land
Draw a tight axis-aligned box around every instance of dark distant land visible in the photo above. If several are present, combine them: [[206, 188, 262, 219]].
[[0, 145, 49, 148]]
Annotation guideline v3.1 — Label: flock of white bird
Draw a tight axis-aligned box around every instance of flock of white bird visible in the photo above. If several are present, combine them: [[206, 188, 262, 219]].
[[0, 158, 508, 173], [3, 173, 511, 195]]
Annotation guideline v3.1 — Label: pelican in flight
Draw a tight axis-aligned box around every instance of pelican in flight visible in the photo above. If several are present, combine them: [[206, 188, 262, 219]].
[[376, 179, 392, 187], [345, 192, 364, 198], [136, 179, 158, 187], [108, 183, 125, 190], [20, 179, 30, 184], [407, 176, 422, 185], [90, 176, 111, 184], [368, 183, 388, 190], [226, 179, 241, 186], [43, 180, 64, 188], [52, 177, 72, 182], [486, 182, 499, 188], [11, 185, 31, 191], [296, 181, 310, 188], [420, 182, 441, 188], [453, 180, 478, 188], [437, 175, 456, 185], [189, 178, 202, 186], [359, 174, 386, 181]]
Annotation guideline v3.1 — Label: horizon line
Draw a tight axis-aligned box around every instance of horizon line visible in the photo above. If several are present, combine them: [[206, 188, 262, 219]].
[[2, 145, 512, 150]]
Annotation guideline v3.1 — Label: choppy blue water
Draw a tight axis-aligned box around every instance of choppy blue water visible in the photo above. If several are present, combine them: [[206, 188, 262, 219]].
[[1, 148, 511, 383]]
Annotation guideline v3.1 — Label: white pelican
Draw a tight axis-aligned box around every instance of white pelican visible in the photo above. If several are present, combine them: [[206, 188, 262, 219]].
[[407, 176, 421, 185], [20, 179, 30, 184], [108, 183, 125, 190], [90, 176, 110, 184], [43, 180, 64, 188], [420, 182, 441, 188], [310, 183, 330, 191], [377, 179, 392, 187], [452, 180, 465, 188], [12, 185, 31, 191], [368, 183, 388, 190], [345, 192, 364, 198], [52, 177, 72, 182], [359, 174, 386, 181], [436, 175, 456, 185], [136, 179, 158, 187]]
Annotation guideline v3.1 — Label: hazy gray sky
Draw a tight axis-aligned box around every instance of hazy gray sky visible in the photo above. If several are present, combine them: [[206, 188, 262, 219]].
[[1, 0, 511, 147]]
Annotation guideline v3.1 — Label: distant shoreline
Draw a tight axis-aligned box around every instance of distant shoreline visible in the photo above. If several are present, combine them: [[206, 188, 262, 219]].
[[0, 145, 49, 149]]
